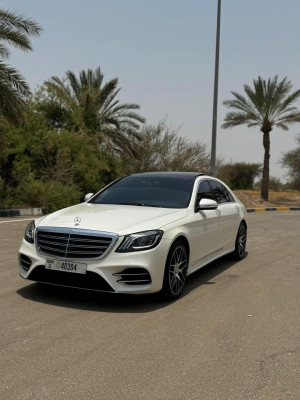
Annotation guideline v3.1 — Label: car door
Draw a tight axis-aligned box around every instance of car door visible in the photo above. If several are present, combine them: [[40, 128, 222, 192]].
[[188, 179, 221, 270], [208, 179, 240, 250]]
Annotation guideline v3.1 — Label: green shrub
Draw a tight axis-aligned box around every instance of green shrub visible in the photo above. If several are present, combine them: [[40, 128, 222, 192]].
[[217, 162, 262, 190], [15, 178, 81, 212]]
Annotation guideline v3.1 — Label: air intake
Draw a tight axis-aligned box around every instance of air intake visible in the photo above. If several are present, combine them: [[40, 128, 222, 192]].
[[113, 268, 152, 285], [20, 254, 32, 271]]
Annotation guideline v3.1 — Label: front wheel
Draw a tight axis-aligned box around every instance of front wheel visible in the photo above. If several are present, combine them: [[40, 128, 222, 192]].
[[161, 241, 188, 301], [233, 223, 247, 260]]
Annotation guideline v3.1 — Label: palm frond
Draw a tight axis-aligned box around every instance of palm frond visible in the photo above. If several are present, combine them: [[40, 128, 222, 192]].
[[0, 61, 30, 96], [268, 77, 292, 117], [223, 91, 258, 115], [44, 77, 75, 110], [246, 122, 260, 128], [65, 70, 81, 100], [93, 67, 103, 88], [97, 79, 119, 108], [244, 82, 264, 116], [275, 122, 289, 131], [0, 25, 33, 51], [79, 70, 88, 88], [0, 43, 9, 58], [275, 89, 300, 117], [100, 87, 120, 112], [221, 111, 258, 129], [0, 78, 24, 122], [0, 9, 42, 37], [276, 111, 300, 124]]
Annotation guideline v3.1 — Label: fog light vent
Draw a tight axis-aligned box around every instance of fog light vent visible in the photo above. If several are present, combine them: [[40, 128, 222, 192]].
[[20, 254, 32, 271], [113, 268, 151, 285]]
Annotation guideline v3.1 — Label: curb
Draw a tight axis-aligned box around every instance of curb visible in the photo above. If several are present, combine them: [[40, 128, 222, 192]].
[[247, 207, 300, 212], [0, 208, 48, 218]]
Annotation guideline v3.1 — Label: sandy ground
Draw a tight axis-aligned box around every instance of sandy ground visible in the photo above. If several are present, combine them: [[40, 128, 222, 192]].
[[234, 190, 300, 208]]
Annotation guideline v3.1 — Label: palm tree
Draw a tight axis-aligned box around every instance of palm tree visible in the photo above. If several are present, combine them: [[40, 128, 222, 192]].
[[43, 68, 146, 156], [0, 9, 42, 122], [222, 76, 300, 200]]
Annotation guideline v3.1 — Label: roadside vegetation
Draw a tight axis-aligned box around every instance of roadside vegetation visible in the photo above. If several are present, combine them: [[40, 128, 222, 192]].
[[281, 135, 300, 190], [0, 8, 299, 211]]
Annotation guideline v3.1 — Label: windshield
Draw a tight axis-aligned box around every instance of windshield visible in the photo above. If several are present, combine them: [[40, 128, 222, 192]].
[[91, 176, 195, 208]]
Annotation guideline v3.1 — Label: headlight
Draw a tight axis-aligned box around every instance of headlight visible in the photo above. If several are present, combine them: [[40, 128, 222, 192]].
[[24, 221, 35, 243], [116, 230, 163, 252]]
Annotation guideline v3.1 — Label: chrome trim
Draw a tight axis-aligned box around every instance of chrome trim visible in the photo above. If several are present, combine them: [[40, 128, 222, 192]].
[[113, 272, 149, 276], [36, 226, 119, 261], [117, 279, 150, 283]]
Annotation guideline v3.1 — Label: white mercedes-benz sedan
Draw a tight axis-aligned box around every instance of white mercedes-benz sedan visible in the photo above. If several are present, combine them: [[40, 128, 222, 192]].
[[19, 172, 247, 300]]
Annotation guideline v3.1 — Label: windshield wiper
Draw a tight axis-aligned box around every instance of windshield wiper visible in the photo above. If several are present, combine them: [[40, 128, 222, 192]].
[[118, 202, 162, 208]]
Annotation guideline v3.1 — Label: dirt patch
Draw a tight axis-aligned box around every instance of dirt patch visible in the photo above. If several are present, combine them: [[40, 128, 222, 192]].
[[233, 190, 300, 208]]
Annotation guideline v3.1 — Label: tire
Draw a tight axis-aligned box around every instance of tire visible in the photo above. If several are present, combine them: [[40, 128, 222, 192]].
[[161, 240, 188, 301], [232, 223, 247, 260]]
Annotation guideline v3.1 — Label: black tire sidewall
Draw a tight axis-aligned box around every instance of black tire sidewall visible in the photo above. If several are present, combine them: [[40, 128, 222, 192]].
[[161, 240, 188, 300], [234, 223, 247, 260]]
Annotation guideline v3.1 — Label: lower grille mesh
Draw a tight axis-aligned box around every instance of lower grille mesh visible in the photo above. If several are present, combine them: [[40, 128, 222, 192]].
[[28, 265, 115, 292]]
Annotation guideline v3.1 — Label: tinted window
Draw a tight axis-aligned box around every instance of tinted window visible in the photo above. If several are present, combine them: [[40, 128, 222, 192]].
[[209, 180, 228, 204], [91, 177, 194, 208], [223, 186, 235, 202], [196, 180, 215, 201]]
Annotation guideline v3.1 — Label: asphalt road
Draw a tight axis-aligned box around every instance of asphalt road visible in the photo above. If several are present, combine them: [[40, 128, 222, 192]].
[[0, 213, 299, 400]]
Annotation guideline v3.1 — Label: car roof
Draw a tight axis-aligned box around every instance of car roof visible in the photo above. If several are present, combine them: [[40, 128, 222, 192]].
[[129, 172, 204, 179]]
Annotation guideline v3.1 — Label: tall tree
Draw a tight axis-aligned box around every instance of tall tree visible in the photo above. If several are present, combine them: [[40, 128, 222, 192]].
[[0, 9, 42, 122], [41, 68, 145, 156], [222, 76, 300, 200]]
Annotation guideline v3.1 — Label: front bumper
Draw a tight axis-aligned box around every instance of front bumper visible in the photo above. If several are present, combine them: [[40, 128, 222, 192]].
[[18, 236, 171, 294]]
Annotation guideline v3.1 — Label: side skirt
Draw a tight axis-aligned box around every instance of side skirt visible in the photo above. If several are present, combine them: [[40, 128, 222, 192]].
[[187, 247, 234, 276]]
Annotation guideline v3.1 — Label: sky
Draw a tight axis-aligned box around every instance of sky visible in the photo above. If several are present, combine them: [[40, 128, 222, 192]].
[[3, 0, 300, 180]]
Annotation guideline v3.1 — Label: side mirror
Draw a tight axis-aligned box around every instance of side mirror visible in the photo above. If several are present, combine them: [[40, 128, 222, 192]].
[[198, 198, 218, 211], [84, 193, 94, 202]]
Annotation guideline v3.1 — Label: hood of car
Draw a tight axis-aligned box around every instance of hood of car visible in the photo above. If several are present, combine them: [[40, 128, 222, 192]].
[[37, 202, 188, 236]]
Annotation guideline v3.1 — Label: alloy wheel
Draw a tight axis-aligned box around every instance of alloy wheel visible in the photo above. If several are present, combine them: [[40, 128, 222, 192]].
[[168, 244, 188, 296], [237, 224, 247, 258]]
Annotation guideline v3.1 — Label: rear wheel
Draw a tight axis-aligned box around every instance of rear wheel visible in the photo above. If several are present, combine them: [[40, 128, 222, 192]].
[[233, 223, 247, 260], [161, 241, 188, 301]]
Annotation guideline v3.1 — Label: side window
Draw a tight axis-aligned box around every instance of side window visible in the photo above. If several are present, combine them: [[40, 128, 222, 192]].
[[209, 180, 227, 204], [223, 186, 235, 202], [196, 180, 215, 201]]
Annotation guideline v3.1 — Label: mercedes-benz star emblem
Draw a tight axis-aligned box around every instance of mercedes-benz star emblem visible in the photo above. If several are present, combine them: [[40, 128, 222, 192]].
[[74, 216, 81, 226]]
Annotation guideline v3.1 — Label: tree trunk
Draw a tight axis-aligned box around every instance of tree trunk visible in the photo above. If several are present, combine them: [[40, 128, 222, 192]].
[[261, 130, 271, 201]]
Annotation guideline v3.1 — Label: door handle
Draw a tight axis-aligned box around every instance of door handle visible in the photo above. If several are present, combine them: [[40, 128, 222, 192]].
[[215, 209, 221, 216]]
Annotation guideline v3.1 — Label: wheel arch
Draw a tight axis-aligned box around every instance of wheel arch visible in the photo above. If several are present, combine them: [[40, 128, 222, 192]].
[[241, 219, 247, 229], [169, 235, 190, 263]]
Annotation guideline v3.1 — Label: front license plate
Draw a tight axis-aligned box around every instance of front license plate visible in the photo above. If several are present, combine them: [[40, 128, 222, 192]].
[[45, 259, 87, 274]]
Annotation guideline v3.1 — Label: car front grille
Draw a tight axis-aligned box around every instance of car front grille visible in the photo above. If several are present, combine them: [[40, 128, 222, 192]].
[[113, 268, 152, 285], [36, 227, 118, 259]]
